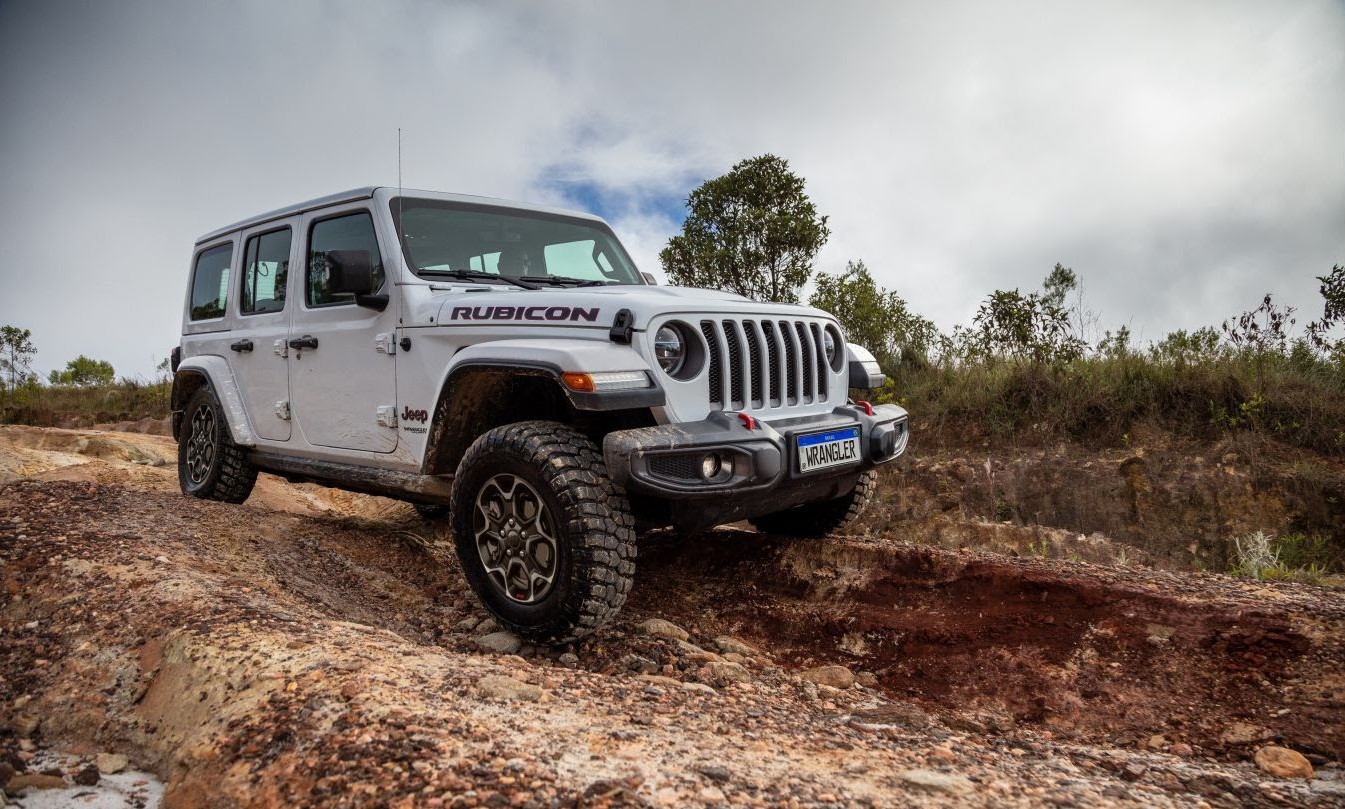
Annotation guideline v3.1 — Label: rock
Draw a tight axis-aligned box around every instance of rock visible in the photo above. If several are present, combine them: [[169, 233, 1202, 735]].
[[637, 675, 684, 689], [682, 681, 717, 695], [12, 714, 39, 737], [695, 764, 731, 783], [928, 746, 957, 764], [1220, 721, 1274, 746], [1255, 746, 1314, 779], [638, 618, 689, 642], [73, 765, 100, 786], [713, 636, 760, 657], [475, 617, 500, 633], [697, 786, 726, 803], [1170, 743, 1194, 757], [856, 671, 879, 688], [96, 753, 129, 775], [5, 773, 67, 791], [1119, 762, 1147, 782], [455, 616, 479, 631], [475, 631, 522, 654], [895, 768, 973, 795], [622, 653, 659, 674], [676, 640, 723, 664], [701, 661, 751, 685], [800, 665, 855, 690], [477, 675, 544, 702], [558, 652, 579, 666], [1145, 734, 1168, 751]]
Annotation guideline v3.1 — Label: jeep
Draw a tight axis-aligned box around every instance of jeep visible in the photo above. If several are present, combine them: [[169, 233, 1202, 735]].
[[171, 187, 908, 642]]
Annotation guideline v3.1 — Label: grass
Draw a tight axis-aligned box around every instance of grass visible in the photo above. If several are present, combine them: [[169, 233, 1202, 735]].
[[0, 379, 171, 427], [1230, 530, 1342, 583], [878, 348, 1345, 456]]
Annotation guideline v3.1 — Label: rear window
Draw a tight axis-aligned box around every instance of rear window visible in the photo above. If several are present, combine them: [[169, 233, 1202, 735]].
[[190, 243, 233, 321]]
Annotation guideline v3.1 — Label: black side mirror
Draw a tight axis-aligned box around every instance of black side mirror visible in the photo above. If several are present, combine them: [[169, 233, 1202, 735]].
[[325, 250, 388, 311], [325, 250, 375, 295]]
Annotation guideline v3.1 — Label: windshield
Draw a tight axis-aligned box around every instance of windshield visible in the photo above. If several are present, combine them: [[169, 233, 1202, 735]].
[[390, 198, 643, 286]]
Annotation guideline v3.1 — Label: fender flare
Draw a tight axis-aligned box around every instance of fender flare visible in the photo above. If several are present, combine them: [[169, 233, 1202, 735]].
[[172, 356, 257, 446], [440, 339, 665, 411]]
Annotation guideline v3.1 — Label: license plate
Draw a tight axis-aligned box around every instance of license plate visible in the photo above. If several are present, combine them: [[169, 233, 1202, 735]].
[[796, 426, 861, 473]]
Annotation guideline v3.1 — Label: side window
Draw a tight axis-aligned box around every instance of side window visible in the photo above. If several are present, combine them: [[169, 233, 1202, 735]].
[[189, 243, 233, 321], [240, 228, 292, 315], [307, 212, 384, 307]]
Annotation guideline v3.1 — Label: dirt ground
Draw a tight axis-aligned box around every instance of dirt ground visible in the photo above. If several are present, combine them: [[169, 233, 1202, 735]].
[[1, 426, 1343, 808]]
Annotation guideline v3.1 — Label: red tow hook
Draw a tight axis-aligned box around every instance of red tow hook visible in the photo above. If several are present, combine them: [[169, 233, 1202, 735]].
[[737, 412, 758, 430], [856, 400, 875, 416]]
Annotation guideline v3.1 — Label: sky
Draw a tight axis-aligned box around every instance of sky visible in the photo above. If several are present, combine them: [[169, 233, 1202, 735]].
[[1, 0, 1342, 379]]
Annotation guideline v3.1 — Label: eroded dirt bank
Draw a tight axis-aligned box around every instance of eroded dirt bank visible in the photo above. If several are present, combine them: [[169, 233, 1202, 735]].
[[1, 427, 1344, 808]]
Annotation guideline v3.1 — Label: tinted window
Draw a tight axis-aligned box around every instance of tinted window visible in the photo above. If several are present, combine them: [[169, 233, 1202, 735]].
[[189, 243, 233, 321], [240, 228, 292, 315], [307, 212, 384, 307]]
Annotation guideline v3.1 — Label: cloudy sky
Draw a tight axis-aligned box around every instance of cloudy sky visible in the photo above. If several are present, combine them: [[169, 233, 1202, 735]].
[[2, 0, 1342, 378]]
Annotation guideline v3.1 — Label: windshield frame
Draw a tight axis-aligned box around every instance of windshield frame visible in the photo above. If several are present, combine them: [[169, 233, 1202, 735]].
[[388, 197, 646, 287]]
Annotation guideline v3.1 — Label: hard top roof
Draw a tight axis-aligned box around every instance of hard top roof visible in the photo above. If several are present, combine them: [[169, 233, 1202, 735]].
[[195, 187, 607, 244]]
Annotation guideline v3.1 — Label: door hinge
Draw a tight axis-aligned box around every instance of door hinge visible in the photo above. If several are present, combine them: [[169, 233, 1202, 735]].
[[375, 332, 397, 355], [275, 400, 291, 421], [376, 405, 398, 428], [273, 339, 288, 358]]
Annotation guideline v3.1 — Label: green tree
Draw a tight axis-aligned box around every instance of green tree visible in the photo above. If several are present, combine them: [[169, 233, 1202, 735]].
[[1307, 264, 1344, 355], [0, 325, 37, 389], [48, 355, 115, 387], [808, 260, 938, 375], [968, 264, 1086, 366], [660, 154, 830, 303]]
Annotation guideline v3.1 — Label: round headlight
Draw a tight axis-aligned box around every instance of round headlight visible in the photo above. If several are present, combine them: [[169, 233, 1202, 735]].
[[823, 330, 837, 365], [654, 325, 685, 374]]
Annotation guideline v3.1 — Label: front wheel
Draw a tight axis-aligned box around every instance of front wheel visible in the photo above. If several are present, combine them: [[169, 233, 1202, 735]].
[[449, 421, 636, 643], [749, 469, 876, 538]]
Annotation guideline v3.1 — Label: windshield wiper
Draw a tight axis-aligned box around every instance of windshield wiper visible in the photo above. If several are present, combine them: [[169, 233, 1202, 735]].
[[518, 275, 611, 287], [420, 269, 539, 290]]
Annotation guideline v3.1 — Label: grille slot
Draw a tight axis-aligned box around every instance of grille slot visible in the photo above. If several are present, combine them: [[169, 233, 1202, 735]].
[[648, 453, 701, 482], [722, 320, 744, 408], [742, 322, 764, 406], [810, 322, 828, 399], [761, 321, 781, 404], [701, 321, 723, 406]]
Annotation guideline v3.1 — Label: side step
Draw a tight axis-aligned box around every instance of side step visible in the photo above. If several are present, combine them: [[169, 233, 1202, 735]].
[[249, 452, 453, 505]]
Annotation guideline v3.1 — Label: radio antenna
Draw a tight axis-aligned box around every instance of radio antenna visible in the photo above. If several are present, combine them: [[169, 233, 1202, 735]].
[[397, 128, 404, 236]]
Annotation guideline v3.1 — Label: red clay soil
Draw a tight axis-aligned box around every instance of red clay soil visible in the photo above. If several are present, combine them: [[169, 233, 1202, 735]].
[[631, 531, 1345, 761]]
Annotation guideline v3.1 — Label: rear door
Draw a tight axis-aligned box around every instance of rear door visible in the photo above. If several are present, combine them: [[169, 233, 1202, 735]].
[[288, 206, 399, 453], [229, 223, 294, 441]]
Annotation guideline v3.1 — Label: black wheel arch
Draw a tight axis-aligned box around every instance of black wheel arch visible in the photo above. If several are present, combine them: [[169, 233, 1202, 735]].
[[170, 369, 212, 441]]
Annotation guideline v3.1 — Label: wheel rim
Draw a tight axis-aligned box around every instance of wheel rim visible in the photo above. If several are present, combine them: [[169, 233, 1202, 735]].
[[185, 404, 217, 485], [472, 473, 559, 604]]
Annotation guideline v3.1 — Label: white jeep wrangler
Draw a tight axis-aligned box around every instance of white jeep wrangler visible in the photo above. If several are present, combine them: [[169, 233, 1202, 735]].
[[171, 187, 907, 642]]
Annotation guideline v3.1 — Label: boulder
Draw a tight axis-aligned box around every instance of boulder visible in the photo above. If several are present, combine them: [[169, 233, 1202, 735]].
[[1255, 746, 1314, 779]]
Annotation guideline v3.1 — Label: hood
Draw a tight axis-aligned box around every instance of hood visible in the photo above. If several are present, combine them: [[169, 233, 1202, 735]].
[[418, 283, 836, 329]]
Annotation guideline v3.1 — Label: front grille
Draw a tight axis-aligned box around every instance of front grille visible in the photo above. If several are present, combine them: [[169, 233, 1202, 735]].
[[700, 318, 834, 411]]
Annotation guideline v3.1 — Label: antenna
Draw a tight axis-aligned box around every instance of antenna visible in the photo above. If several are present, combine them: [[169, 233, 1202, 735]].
[[397, 128, 403, 236]]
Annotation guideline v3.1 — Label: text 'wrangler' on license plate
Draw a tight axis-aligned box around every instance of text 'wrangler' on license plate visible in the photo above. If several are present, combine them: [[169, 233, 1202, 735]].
[[796, 426, 861, 473]]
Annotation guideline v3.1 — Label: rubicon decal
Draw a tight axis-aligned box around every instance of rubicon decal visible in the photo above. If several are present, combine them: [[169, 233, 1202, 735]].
[[447, 305, 600, 322], [401, 406, 429, 424]]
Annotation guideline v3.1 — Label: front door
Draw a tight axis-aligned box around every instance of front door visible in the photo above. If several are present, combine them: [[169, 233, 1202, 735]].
[[229, 223, 294, 441], [289, 207, 399, 453]]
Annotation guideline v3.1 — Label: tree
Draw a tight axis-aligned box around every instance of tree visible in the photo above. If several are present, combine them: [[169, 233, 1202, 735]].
[[0, 325, 37, 389], [660, 154, 829, 303], [48, 355, 115, 387], [968, 264, 1086, 366], [1307, 264, 1344, 354], [808, 260, 938, 375]]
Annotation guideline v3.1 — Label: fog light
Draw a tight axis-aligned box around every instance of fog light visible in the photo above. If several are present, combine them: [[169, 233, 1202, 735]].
[[700, 453, 723, 480]]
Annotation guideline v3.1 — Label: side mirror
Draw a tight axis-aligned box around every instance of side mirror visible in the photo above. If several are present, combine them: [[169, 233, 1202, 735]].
[[641, 272, 658, 285], [325, 250, 375, 295]]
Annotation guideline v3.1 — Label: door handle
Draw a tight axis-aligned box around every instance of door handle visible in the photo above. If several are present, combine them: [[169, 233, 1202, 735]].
[[288, 335, 319, 350], [230, 339, 254, 353]]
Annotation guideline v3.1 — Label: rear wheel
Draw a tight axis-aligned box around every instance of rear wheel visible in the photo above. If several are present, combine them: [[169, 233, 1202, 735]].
[[749, 469, 876, 538], [178, 387, 258, 503], [450, 421, 635, 643]]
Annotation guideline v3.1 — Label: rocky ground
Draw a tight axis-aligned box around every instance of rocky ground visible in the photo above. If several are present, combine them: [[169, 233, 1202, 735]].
[[1, 426, 1343, 808]]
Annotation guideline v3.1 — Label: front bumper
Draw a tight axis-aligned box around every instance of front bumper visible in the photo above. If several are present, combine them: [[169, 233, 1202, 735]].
[[603, 402, 908, 525]]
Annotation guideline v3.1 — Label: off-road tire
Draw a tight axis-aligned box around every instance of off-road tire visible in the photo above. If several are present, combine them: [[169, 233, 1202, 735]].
[[414, 503, 451, 520], [178, 387, 258, 503], [450, 420, 635, 643], [749, 469, 876, 538]]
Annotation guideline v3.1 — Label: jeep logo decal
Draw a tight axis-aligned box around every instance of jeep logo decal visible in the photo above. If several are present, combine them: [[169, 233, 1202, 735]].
[[447, 305, 600, 322], [401, 406, 429, 424]]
